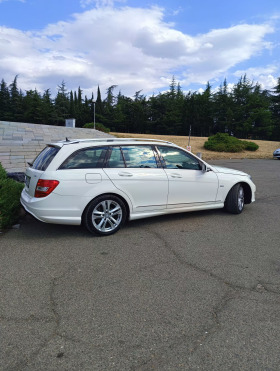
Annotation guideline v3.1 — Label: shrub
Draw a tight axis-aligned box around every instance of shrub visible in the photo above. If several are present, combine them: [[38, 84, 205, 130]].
[[204, 133, 259, 152], [0, 162, 24, 230], [242, 141, 259, 151], [0, 162, 7, 178], [83, 122, 110, 133], [204, 133, 243, 152]]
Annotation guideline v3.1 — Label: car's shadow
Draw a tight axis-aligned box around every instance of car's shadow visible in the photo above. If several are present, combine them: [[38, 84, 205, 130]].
[[14, 207, 228, 240]]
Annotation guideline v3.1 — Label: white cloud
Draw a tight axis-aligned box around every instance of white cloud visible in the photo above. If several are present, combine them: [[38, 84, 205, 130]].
[[0, 5, 278, 97], [233, 65, 279, 89], [179, 24, 275, 86], [80, 0, 125, 9]]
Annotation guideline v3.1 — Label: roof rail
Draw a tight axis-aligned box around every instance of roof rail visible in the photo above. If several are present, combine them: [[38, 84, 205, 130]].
[[57, 138, 175, 145], [115, 138, 174, 144]]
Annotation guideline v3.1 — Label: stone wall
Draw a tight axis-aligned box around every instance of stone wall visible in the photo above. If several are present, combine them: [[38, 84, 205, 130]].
[[0, 121, 114, 172]]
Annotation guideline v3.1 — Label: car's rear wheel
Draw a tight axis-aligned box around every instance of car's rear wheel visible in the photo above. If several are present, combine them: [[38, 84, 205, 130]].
[[84, 195, 127, 236], [225, 183, 244, 214]]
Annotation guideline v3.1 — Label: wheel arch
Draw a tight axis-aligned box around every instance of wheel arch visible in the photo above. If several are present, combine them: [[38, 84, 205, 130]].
[[226, 181, 252, 205], [240, 182, 252, 204], [82, 192, 131, 224]]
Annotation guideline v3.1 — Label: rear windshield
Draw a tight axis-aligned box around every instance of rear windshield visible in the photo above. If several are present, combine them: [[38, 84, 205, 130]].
[[32, 146, 60, 171]]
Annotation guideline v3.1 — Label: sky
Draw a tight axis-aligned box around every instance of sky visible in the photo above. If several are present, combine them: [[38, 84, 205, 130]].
[[0, 0, 280, 99]]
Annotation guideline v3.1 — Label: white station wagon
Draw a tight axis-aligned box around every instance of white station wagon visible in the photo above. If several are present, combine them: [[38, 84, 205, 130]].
[[21, 138, 256, 236]]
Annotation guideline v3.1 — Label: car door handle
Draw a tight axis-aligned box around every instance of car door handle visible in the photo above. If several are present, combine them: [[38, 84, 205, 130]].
[[118, 172, 133, 177], [170, 173, 183, 178]]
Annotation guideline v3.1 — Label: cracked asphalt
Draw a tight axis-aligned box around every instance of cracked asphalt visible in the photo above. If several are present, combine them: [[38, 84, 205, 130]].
[[1, 159, 280, 370]]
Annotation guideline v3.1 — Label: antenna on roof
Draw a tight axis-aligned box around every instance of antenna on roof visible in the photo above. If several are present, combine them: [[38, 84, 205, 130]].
[[65, 137, 70, 142]]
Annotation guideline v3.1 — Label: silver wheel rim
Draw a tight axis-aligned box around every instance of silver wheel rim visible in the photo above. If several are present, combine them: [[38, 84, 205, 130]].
[[92, 200, 122, 233], [238, 187, 244, 211]]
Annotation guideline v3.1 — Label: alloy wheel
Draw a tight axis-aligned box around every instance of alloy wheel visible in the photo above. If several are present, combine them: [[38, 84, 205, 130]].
[[92, 200, 123, 233]]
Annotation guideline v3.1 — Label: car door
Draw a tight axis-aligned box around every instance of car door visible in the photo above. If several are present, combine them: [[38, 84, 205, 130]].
[[156, 145, 219, 208], [103, 145, 168, 212]]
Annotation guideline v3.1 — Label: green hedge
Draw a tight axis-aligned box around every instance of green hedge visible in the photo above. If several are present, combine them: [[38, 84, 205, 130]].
[[204, 133, 259, 152], [83, 122, 110, 133], [0, 162, 24, 230]]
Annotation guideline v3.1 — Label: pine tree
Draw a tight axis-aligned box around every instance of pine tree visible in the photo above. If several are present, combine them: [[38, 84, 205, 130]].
[[9, 75, 23, 121], [69, 91, 75, 118], [231, 76, 273, 138], [54, 81, 70, 125], [271, 78, 280, 139], [0, 79, 10, 120], [22, 89, 43, 124], [102, 85, 117, 128], [74, 87, 84, 127], [213, 79, 233, 134], [41, 89, 55, 125]]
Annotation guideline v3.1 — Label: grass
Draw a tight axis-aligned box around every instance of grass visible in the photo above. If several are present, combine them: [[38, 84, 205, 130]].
[[111, 132, 279, 160]]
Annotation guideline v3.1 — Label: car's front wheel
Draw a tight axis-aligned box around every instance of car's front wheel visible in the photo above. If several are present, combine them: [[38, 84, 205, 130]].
[[225, 183, 244, 214], [84, 195, 127, 236]]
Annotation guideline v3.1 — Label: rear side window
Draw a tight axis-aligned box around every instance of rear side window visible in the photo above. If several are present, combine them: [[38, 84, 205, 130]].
[[107, 147, 125, 168], [32, 146, 60, 171], [59, 146, 108, 169]]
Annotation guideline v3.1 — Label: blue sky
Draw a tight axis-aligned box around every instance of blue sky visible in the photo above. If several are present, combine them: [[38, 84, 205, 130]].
[[0, 0, 279, 98]]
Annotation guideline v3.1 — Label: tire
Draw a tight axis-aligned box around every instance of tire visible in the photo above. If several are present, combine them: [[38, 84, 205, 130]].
[[84, 195, 127, 236], [225, 183, 245, 214]]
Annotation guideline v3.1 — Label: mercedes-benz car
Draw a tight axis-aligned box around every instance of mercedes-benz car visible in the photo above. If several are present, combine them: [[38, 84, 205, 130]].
[[21, 138, 256, 236], [273, 148, 280, 160]]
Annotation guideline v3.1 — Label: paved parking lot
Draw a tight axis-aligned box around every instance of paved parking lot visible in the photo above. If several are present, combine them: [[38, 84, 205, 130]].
[[1, 159, 280, 370]]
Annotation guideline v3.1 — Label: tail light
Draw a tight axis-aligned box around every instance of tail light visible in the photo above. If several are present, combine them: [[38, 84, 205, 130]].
[[35, 179, 59, 198]]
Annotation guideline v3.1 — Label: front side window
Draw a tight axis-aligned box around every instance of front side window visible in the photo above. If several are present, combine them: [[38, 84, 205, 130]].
[[121, 146, 158, 168], [59, 146, 108, 169], [157, 146, 201, 170], [32, 146, 60, 171]]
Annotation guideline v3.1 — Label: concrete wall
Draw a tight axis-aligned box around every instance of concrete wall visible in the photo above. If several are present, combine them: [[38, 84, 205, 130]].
[[0, 121, 114, 172]]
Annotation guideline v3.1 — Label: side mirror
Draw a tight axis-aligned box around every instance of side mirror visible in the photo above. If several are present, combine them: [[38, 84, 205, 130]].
[[202, 163, 211, 173]]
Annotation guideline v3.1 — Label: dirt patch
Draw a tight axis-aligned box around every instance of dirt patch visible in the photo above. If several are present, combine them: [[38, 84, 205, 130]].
[[111, 132, 280, 160]]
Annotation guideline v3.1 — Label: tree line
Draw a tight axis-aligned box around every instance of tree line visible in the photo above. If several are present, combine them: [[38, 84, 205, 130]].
[[1, 75, 280, 140]]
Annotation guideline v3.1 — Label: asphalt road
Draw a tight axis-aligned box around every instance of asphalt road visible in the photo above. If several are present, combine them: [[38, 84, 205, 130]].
[[1, 159, 280, 370]]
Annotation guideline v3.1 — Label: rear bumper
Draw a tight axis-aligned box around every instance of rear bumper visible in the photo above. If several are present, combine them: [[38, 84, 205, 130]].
[[20, 189, 84, 225]]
